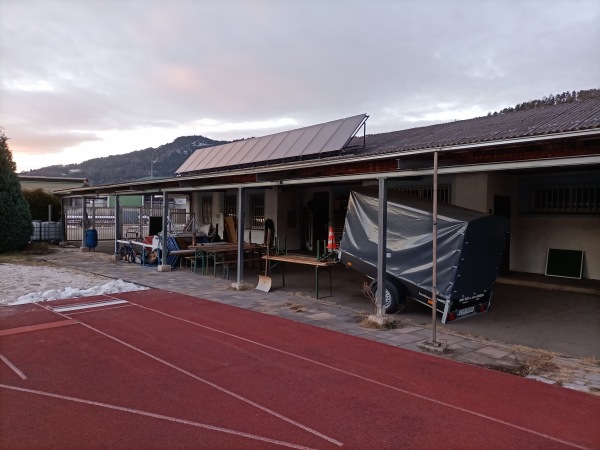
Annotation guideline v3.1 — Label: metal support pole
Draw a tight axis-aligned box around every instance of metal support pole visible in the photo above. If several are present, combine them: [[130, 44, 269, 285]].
[[158, 191, 171, 271], [431, 151, 439, 342], [60, 197, 67, 243], [376, 177, 388, 316], [81, 196, 87, 250], [92, 198, 96, 229], [114, 194, 121, 255], [236, 187, 245, 285]]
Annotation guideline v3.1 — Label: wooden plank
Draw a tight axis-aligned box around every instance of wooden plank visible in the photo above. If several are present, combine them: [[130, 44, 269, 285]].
[[264, 254, 337, 267], [169, 249, 196, 256], [224, 216, 237, 244]]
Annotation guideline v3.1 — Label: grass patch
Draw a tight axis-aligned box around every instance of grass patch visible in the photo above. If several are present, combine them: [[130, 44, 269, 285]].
[[0, 243, 56, 265], [511, 345, 561, 376], [359, 316, 398, 330], [583, 356, 600, 367], [483, 362, 530, 377], [525, 353, 560, 376]]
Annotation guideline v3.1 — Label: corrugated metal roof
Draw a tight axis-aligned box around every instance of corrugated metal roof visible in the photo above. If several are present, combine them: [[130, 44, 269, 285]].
[[176, 114, 367, 174], [351, 98, 600, 156], [176, 99, 600, 176]]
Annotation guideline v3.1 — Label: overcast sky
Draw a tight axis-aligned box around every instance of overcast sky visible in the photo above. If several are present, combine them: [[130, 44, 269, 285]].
[[1, 0, 599, 172]]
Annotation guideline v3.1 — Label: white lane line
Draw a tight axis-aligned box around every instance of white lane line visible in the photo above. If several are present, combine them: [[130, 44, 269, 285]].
[[0, 384, 317, 450], [62, 319, 343, 447], [130, 302, 592, 450], [65, 304, 133, 316], [51, 299, 128, 313], [0, 354, 27, 380]]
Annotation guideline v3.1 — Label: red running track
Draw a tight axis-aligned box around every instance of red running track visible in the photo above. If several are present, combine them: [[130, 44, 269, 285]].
[[0, 289, 598, 449]]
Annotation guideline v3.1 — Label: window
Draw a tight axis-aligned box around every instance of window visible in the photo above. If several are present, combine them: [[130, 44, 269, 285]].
[[249, 193, 265, 229], [201, 196, 212, 224], [392, 185, 451, 204], [530, 183, 599, 214], [224, 194, 237, 221]]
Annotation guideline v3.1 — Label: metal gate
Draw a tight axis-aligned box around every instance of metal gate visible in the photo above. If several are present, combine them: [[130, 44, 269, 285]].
[[65, 206, 189, 241]]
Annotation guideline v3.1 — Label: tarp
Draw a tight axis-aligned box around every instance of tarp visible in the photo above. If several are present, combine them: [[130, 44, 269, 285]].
[[339, 188, 509, 301]]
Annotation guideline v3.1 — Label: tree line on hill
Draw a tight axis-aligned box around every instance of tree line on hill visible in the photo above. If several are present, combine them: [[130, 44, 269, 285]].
[[488, 88, 600, 115], [21, 135, 227, 186]]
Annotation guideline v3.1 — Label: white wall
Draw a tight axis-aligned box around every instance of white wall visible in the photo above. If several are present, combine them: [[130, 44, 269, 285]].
[[511, 215, 600, 279], [453, 173, 488, 213], [211, 192, 224, 239]]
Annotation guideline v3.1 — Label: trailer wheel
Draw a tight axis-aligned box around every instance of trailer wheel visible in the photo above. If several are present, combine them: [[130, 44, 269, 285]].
[[370, 280, 406, 314]]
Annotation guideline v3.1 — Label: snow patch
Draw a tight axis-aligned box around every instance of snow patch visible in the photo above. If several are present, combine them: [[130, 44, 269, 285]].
[[10, 279, 148, 305]]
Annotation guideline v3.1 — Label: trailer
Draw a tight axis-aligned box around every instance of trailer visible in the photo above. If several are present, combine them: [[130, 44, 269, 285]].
[[338, 188, 509, 323]]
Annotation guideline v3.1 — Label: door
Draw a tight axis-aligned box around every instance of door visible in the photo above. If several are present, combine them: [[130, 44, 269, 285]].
[[494, 195, 511, 274], [310, 192, 329, 252]]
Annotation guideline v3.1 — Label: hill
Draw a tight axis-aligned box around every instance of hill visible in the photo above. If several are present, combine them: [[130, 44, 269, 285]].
[[20, 135, 227, 186], [21, 88, 599, 186]]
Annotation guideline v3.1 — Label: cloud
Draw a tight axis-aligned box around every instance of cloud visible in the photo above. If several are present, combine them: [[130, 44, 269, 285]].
[[7, 130, 101, 155], [1, 0, 599, 172]]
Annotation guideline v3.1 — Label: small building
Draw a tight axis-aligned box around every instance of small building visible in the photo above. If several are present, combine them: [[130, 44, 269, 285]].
[[56, 99, 600, 280], [19, 175, 88, 194]]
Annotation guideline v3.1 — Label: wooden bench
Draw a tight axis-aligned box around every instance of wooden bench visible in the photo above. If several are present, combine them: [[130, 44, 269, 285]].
[[168, 249, 196, 269], [213, 257, 264, 279]]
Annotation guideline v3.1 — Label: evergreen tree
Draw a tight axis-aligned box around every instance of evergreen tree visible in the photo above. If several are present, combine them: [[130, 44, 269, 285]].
[[0, 130, 33, 252], [22, 188, 61, 221]]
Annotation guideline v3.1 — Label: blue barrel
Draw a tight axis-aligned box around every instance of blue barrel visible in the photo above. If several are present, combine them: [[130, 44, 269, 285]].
[[85, 229, 98, 250]]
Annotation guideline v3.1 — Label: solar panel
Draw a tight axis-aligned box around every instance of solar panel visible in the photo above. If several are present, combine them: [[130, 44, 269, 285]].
[[248, 132, 290, 164], [284, 123, 325, 159], [228, 134, 275, 166], [176, 114, 367, 174]]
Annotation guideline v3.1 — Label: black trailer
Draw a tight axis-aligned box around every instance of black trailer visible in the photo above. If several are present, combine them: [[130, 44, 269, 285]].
[[338, 188, 509, 323]]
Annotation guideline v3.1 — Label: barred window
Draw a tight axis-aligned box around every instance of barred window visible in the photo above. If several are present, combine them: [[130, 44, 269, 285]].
[[201, 196, 212, 224], [530, 184, 599, 214], [392, 185, 451, 204], [224, 194, 237, 221], [249, 193, 265, 229]]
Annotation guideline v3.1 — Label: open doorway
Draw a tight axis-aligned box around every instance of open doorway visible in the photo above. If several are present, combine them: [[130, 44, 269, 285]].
[[494, 195, 511, 274], [306, 192, 329, 251]]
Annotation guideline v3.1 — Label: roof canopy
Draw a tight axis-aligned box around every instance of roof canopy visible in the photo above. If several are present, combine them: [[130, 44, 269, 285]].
[[176, 114, 368, 175]]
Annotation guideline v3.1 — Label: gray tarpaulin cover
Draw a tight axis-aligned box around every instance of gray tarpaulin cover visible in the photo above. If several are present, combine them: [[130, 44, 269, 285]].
[[339, 188, 509, 301]]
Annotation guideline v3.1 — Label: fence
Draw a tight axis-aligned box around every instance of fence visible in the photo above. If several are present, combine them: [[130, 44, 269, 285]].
[[64, 206, 189, 241]]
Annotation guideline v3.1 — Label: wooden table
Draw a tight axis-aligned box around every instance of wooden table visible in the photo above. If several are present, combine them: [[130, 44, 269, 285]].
[[189, 243, 266, 277], [263, 254, 338, 299]]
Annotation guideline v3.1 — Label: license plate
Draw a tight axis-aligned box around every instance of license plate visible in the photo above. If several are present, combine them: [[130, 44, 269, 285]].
[[457, 306, 475, 316]]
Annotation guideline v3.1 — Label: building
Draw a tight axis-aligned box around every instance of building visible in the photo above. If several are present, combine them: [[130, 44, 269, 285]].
[[19, 175, 88, 194], [56, 98, 600, 280]]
